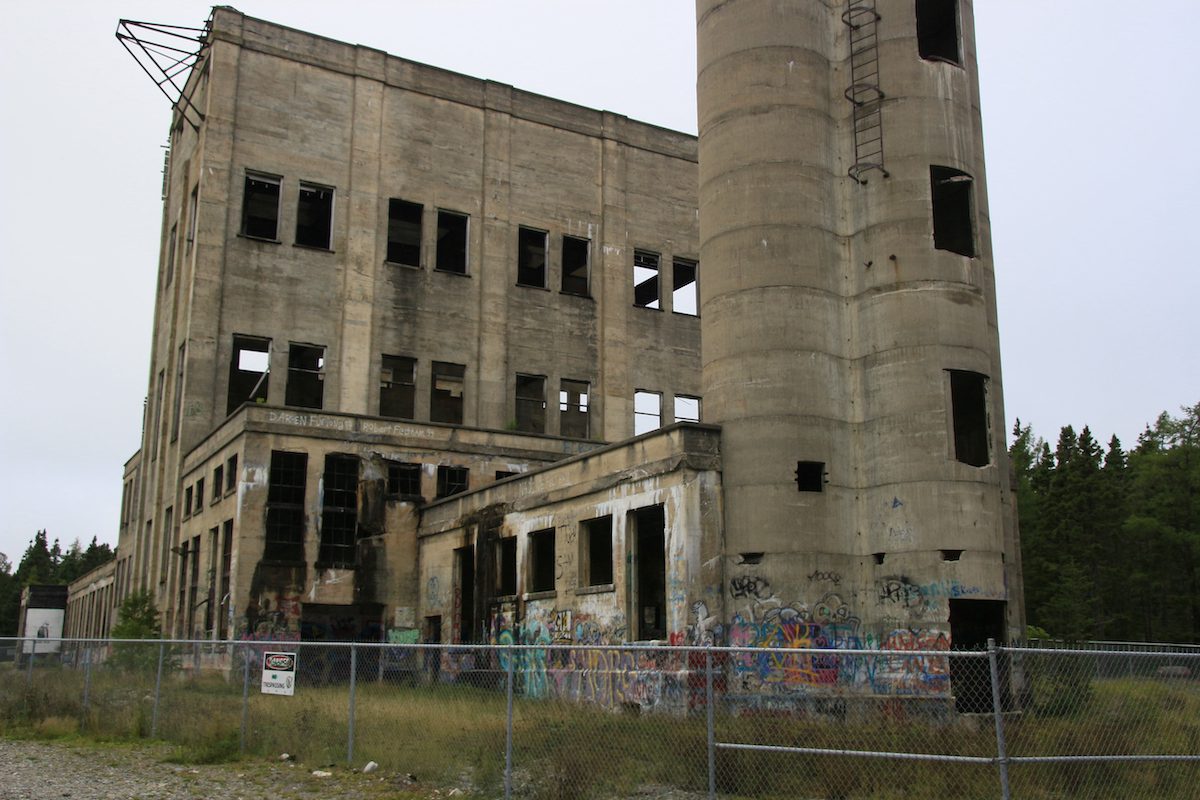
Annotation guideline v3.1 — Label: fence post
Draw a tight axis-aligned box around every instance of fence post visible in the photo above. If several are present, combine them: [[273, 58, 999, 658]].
[[505, 644, 514, 800], [151, 642, 165, 738], [706, 647, 716, 800], [82, 644, 93, 722], [988, 638, 1011, 800], [347, 644, 357, 767], [240, 649, 251, 756]]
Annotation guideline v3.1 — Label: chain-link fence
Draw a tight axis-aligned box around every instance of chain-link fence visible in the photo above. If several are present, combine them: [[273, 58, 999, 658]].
[[2, 637, 1197, 798]]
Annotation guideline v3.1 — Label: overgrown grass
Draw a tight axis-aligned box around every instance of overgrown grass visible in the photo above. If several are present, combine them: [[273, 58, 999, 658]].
[[2, 660, 1198, 798]]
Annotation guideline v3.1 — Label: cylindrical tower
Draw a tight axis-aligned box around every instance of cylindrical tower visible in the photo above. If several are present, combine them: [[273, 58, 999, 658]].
[[698, 0, 1022, 680]]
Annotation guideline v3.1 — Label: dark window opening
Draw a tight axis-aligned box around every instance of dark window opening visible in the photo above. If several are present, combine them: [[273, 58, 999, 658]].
[[387, 199, 422, 266], [171, 343, 185, 442], [581, 515, 613, 586], [674, 395, 701, 424], [286, 344, 325, 409], [319, 454, 359, 567], [795, 460, 825, 492], [186, 185, 199, 254], [194, 477, 205, 513], [633, 250, 660, 309], [296, 182, 333, 249], [265, 450, 307, 562], [212, 465, 224, 501], [241, 173, 280, 240], [164, 224, 177, 288], [436, 465, 469, 499], [431, 362, 465, 424], [495, 470, 518, 481], [949, 599, 1009, 713], [387, 462, 422, 498], [517, 227, 547, 288], [739, 552, 764, 565], [634, 390, 661, 435], [205, 526, 217, 634], [184, 486, 193, 518], [942, 549, 964, 562], [436, 210, 468, 274], [559, 379, 590, 438], [873, 552, 886, 565], [225, 455, 238, 494], [949, 369, 989, 466], [455, 546, 476, 642], [632, 505, 666, 641], [227, 336, 270, 415], [561, 235, 590, 296], [672, 258, 698, 316], [916, 0, 961, 65], [496, 537, 517, 596], [528, 528, 555, 593], [175, 535, 189, 637], [218, 519, 232, 639], [931, 166, 975, 257], [515, 374, 546, 433], [380, 354, 416, 419]]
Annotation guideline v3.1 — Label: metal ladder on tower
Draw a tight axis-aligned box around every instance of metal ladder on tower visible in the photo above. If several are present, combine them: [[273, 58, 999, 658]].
[[843, 1, 889, 184]]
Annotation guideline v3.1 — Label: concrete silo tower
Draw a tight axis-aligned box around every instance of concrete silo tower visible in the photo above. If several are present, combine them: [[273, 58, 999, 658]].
[[697, 0, 1023, 676]]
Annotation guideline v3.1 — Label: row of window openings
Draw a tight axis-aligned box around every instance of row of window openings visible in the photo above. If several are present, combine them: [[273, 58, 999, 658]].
[[182, 454, 239, 519], [174, 518, 234, 639]]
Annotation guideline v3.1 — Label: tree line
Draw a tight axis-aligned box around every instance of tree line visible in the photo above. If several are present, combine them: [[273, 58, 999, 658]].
[[0, 530, 113, 636], [1012, 403, 1199, 643]]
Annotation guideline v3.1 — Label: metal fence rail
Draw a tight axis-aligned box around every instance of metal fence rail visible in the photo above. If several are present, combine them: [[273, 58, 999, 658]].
[[2, 637, 1197, 799]]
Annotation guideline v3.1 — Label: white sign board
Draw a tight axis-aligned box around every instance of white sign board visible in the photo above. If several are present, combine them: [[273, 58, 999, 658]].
[[261, 651, 297, 696], [23, 608, 65, 654]]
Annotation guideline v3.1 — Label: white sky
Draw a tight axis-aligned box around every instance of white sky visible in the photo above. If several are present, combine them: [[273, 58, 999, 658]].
[[1, 1, 1196, 563]]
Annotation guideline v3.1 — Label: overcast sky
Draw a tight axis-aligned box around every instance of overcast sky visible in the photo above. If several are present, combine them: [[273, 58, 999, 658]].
[[1, 1, 1196, 564]]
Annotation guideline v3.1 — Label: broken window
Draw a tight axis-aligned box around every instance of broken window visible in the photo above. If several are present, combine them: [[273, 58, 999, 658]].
[[386, 198, 423, 266], [795, 461, 825, 492], [175, 533, 188, 636], [528, 528, 556, 593], [580, 515, 613, 586], [633, 250, 660, 309], [559, 379, 590, 438], [949, 369, 990, 466], [930, 166, 975, 257], [496, 537, 517, 596], [435, 209, 469, 274], [225, 454, 238, 494], [380, 354, 416, 419], [212, 465, 223, 501], [187, 533, 200, 636], [319, 454, 359, 567], [164, 224, 177, 288], [634, 390, 661, 435], [916, 0, 961, 65], [218, 519, 233, 639], [227, 336, 270, 415], [285, 343, 325, 409], [171, 343, 185, 442], [184, 486, 193, 518], [674, 395, 701, 423], [561, 235, 590, 296], [241, 172, 280, 240], [387, 462, 422, 498], [264, 450, 307, 562], [431, 361, 465, 424], [194, 477, 205, 513], [436, 465, 469, 499], [517, 226, 548, 288], [295, 182, 334, 249], [672, 258, 698, 316], [515, 374, 546, 433]]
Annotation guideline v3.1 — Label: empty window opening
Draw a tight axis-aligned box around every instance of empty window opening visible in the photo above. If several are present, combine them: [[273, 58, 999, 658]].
[[296, 182, 334, 249], [496, 537, 517, 596], [218, 519, 232, 639], [265, 450, 307, 562], [227, 336, 270, 415], [795, 461, 825, 492], [633, 250, 660, 309], [380, 354, 416, 419], [455, 546, 476, 642], [204, 526, 218, 634], [517, 227, 548, 288], [431, 362, 465, 424], [184, 486, 193, 518], [225, 454, 238, 494], [580, 515, 613, 587], [634, 390, 662, 435], [319, 454, 359, 567], [739, 552, 764, 565], [561, 235, 590, 296], [436, 210, 469, 274], [949, 599, 1009, 713], [672, 258, 698, 316], [559, 379, 590, 439], [930, 166, 975, 257], [632, 505, 666, 641], [175, 533, 189, 637], [674, 395, 701, 424], [171, 343, 185, 442], [286, 344, 325, 409], [241, 172, 280, 240], [164, 224, 177, 288], [873, 552, 886, 565], [387, 462, 422, 498], [515, 374, 546, 433], [386, 199, 422, 266], [436, 465, 469, 499], [495, 470, 518, 481], [212, 465, 223, 501], [941, 549, 964, 562], [528, 528, 555, 593], [186, 185, 199, 254], [194, 477, 205, 513], [916, 0, 961, 65], [949, 369, 989, 466]]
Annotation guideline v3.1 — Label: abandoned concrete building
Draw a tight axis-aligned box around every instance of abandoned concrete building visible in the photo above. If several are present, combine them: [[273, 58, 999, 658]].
[[68, 1, 1023, 711]]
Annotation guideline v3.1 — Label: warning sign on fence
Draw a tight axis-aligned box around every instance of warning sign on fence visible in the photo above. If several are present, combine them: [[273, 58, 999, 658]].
[[261, 651, 297, 696]]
